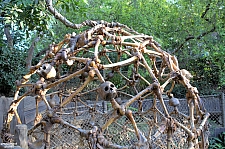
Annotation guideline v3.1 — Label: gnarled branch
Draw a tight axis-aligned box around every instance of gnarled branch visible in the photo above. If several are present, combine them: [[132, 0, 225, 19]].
[[45, 0, 83, 29]]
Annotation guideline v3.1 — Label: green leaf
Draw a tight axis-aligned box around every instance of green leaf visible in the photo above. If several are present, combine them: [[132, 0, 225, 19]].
[[4, 17, 11, 20], [4, 19, 11, 24], [65, 4, 69, 12], [26, 30, 29, 38], [16, 8, 23, 13], [83, 0, 89, 5], [19, 21, 24, 29], [61, 4, 64, 9], [13, 11, 18, 17], [214, 137, 223, 143]]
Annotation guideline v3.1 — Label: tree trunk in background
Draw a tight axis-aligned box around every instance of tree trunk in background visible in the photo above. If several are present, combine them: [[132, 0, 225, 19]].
[[26, 34, 41, 69], [4, 26, 13, 49]]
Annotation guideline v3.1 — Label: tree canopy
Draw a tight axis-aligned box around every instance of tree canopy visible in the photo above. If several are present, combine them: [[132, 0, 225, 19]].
[[0, 0, 224, 96]]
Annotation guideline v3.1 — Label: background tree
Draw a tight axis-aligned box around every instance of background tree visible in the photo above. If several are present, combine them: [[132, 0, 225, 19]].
[[0, 0, 52, 95]]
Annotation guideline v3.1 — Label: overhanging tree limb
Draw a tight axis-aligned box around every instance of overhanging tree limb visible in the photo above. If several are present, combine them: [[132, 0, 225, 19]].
[[45, 0, 135, 32], [45, 0, 83, 29]]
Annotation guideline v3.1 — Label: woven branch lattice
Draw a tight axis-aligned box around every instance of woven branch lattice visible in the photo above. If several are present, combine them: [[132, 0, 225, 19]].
[[1, 20, 210, 149]]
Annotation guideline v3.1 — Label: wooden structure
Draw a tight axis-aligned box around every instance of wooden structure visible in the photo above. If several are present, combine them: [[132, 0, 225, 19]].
[[0, 93, 224, 147], [0, 20, 213, 148]]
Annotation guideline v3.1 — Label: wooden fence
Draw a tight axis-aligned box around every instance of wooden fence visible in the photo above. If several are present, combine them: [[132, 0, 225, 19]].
[[0, 96, 46, 143], [0, 93, 224, 143]]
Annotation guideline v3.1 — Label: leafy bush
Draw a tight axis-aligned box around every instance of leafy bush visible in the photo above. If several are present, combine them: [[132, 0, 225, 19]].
[[0, 47, 27, 96], [209, 132, 225, 149], [182, 57, 223, 96]]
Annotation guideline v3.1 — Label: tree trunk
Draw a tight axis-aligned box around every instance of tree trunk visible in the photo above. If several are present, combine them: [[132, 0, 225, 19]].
[[4, 25, 13, 49], [26, 34, 41, 69]]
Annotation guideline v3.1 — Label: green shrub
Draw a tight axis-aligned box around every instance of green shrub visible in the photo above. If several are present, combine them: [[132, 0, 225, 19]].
[[0, 47, 27, 96], [209, 132, 225, 149]]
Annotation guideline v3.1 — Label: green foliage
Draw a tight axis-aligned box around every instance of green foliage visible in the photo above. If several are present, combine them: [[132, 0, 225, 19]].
[[0, 0, 51, 34], [0, 47, 27, 96], [108, 73, 124, 89], [0, 0, 56, 96], [185, 57, 221, 95], [209, 132, 225, 149]]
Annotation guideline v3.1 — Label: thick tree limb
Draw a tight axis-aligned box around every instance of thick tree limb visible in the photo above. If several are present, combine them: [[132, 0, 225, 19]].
[[45, 0, 137, 33], [45, 0, 83, 29]]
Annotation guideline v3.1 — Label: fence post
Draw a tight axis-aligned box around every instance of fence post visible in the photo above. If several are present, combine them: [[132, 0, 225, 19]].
[[221, 93, 225, 127], [15, 124, 28, 149], [102, 101, 107, 113]]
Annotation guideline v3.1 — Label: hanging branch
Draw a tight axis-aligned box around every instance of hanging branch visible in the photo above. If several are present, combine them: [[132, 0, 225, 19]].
[[45, 0, 84, 29]]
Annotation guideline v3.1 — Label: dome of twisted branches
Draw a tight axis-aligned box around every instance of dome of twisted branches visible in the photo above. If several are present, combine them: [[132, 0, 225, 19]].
[[1, 19, 210, 149]]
